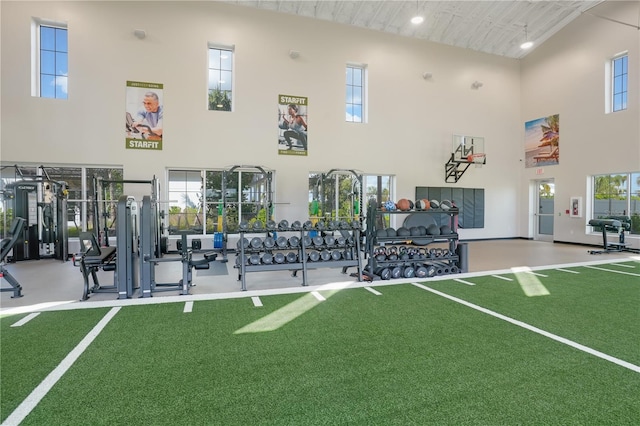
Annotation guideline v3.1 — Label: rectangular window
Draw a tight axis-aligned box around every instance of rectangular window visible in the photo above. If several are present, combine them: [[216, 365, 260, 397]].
[[168, 170, 204, 234], [612, 54, 627, 112], [34, 21, 68, 99], [169, 167, 274, 235], [592, 172, 639, 235], [308, 171, 393, 225], [0, 164, 123, 239], [346, 64, 366, 123], [208, 45, 233, 111]]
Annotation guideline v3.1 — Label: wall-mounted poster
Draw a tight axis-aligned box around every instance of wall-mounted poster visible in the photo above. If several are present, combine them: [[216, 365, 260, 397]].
[[524, 114, 559, 168], [126, 80, 163, 150], [278, 94, 308, 156]]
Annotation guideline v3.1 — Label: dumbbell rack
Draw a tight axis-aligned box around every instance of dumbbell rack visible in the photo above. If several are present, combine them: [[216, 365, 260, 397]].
[[236, 225, 362, 291], [364, 204, 462, 280]]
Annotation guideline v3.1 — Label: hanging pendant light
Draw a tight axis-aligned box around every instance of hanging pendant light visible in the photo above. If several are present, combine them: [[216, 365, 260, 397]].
[[520, 24, 533, 49], [411, 1, 424, 25]]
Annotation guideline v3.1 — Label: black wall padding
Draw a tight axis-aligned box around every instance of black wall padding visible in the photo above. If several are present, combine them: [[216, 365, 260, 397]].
[[415, 186, 485, 229]]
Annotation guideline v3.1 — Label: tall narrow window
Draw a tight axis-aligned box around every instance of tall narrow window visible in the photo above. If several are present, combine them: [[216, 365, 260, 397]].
[[38, 23, 68, 99], [612, 54, 627, 112], [346, 65, 366, 123], [208, 45, 233, 111]]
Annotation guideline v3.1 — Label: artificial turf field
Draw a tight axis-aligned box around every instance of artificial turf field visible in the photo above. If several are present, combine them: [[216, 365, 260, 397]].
[[1, 261, 639, 425]]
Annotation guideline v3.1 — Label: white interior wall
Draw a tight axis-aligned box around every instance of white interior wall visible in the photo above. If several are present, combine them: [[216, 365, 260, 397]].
[[1, 1, 636, 245], [520, 0, 639, 248]]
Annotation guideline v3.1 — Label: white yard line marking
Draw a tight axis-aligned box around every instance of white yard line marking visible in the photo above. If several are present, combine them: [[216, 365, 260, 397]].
[[183, 301, 194, 313], [491, 275, 513, 281], [524, 271, 548, 277], [10, 312, 40, 327], [2, 307, 121, 426], [454, 278, 475, 286], [251, 296, 263, 307], [612, 263, 635, 269], [584, 265, 640, 277], [412, 283, 640, 374], [556, 268, 580, 274], [364, 286, 382, 296], [311, 291, 326, 301]]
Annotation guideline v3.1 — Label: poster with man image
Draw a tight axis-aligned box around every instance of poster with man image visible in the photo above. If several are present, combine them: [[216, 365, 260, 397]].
[[126, 81, 163, 150], [278, 94, 308, 156]]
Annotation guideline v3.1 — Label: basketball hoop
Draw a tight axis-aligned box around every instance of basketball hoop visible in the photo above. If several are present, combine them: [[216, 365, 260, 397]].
[[466, 153, 486, 164]]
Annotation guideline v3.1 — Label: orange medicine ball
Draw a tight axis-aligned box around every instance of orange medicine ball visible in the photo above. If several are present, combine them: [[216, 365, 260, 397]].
[[396, 199, 411, 211]]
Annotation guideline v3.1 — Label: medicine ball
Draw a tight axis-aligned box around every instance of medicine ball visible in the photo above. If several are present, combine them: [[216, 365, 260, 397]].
[[440, 225, 452, 235], [376, 229, 388, 238], [410, 226, 421, 236], [427, 224, 441, 235], [397, 227, 411, 237], [440, 200, 453, 211], [383, 200, 397, 211], [415, 199, 430, 210], [408, 200, 414, 210], [417, 225, 428, 236], [396, 199, 411, 211], [385, 227, 397, 237], [430, 200, 440, 209]]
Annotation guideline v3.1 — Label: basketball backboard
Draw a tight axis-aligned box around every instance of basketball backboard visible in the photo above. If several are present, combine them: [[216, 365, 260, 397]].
[[452, 135, 485, 162]]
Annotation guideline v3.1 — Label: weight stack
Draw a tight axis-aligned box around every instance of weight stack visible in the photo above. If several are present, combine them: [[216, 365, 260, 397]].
[[456, 242, 468, 273]]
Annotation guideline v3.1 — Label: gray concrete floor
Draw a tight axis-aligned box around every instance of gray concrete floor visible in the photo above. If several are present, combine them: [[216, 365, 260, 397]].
[[1, 239, 638, 314]]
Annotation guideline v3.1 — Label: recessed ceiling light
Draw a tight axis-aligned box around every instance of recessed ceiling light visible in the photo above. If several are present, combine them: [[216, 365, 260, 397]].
[[411, 16, 424, 25], [520, 41, 534, 49]]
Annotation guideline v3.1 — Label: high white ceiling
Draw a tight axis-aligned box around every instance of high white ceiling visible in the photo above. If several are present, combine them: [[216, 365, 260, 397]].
[[221, 0, 604, 59]]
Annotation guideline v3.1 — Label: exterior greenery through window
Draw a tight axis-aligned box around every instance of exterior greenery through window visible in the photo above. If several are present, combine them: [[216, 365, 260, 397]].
[[0, 165, 123, 238], [308, 172, 393, 224], [592, 172, 639, 234], [346, 65, 364, 122], [167, 168, 272, 234], [208, 46, 233, 111], [612, 55, 627, 112], [39, 24, 68, 99]]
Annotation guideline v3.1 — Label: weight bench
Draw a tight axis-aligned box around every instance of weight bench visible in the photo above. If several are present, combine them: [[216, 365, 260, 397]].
[[588, 217, 640, 254], [0, 217, 26, 298], [75, 232, 117, 300]]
